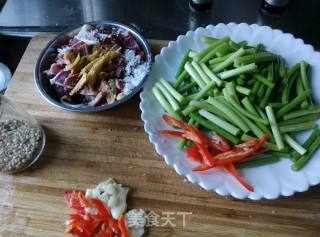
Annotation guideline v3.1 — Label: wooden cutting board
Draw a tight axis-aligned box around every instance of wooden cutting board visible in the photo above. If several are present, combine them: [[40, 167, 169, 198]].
[[1, 35, 320, 237]]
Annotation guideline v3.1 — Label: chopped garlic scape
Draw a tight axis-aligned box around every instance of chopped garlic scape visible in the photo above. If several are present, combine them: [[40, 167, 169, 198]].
[[85, 178, 129, 219]]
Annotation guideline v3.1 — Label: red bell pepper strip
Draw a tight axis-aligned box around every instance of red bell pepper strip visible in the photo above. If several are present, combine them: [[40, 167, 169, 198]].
[[78, 191, 90, 209], [66, 216, 82, 233], [183, 125, 208, 144], [64, 190, 86, 213], [213, 149, 259, 165], [209, 134, 231, 152], [92, 199, 111, 218], [212, 134, 270, 165], [118, 215, 128, 237], [66, 218, 94, 236], [192, 163, 213, 172], [235, 133, 269, 150], [162, 114, 188, 129], [72, 228, 91, 237], [186, 144, 203, 163], [160, 128, 208, 145], [99, 226, 113, 237], [195, 143, 215, 166], [162, 114, 208, 144], [159, 130, 184, 137], [223, 163, 253, 192]]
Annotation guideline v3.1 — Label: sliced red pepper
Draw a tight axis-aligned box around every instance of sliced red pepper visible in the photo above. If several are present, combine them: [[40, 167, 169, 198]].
[[64, 190, 85, 212], [186, 143, 203, 163], [118, 215, 128, 237], [66, 217, 82, 233], [162, 114, 208, 144], [195, 143, 215, 166], [213, 149, 257, 165], [162, 114, 188, 129], [66, 218, 94, 236], [182, 125, 208, 144], [78, 191, 90, 209], [213, 134, 270, 165], [160, 127, 208, 145], [223, 163, 253, 192], [72, 228, 91, 237], [235, 133, 269, 150], [159, 130, 184, 137], [91, 198, 112, 221], [192, 163, 213, 172], [99, 226, 112, 237], [209, 134, 231, 152]]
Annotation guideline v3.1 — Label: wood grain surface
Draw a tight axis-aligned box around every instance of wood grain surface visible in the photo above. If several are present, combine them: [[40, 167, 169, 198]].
[[1, 35, 320, 237]]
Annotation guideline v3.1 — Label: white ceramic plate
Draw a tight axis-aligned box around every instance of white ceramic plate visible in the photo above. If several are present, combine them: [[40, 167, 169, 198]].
[[140, 23, 320, 200]]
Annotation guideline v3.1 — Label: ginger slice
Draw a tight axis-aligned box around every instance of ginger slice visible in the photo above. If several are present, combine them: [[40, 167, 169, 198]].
[[86, 49, 120, 88], [64, 53, 81, 72], [69, 73, 88, 96], [69, 47, 120, 96]]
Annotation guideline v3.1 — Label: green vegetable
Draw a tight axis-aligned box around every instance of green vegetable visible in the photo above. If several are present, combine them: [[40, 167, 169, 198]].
[[200, 63, 222, 86], [191, 61, 211, 84], [212, 48, 245, 72], [253, 74, 274, 88], [291, 128, 320, 161], [278, 114, 318, 126], [218, 63, 257, 80], [236, 155, 280, 169], [276, 90, 312, 118], [160, 78, 185, 104], [266, 105, 285, 151], [182, 80, 216, 115], [209, 52, 233, 65], [200, 36, 219, 44], [156, 83, 180, 111], [279, 121, 316, 133], [228, 97, 269, 125], [178, 81, 197, 94], [175, 50, 190, 78], [284, 134, 307, 155], [174, 70, 188, 89], [292, 137, 320, 171], [194, 36, 230, 61], [152, 87, 180, 118], [184, 62, 206, 89], [189, 113, 239, 144], [300, 61, 313, 107], [198, 109, 241, 136], [234, 52, 277, 66], [208, 97, 250, 133], [282, 108, 320, 120]]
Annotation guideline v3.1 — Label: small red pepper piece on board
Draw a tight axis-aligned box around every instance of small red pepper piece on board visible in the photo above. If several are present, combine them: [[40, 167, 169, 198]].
[[118, 215, 129, 237]]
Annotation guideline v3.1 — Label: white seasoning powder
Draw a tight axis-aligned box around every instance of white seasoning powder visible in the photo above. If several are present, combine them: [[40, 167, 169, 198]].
[[74, 24, 99, 45], [57, 46, 72, 55], [123, 49, 149, 95]]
